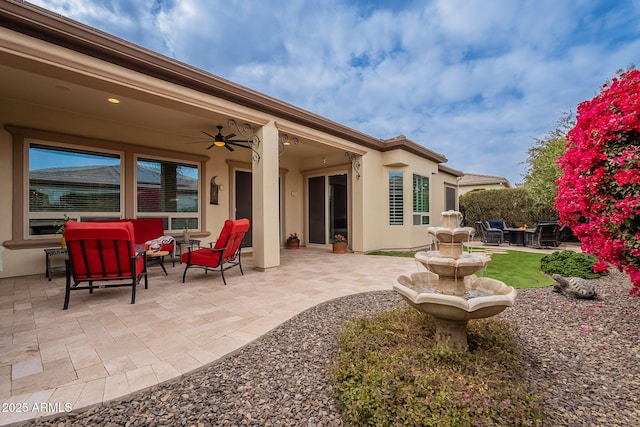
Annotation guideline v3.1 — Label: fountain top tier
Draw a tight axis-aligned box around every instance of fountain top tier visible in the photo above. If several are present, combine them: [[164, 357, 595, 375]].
[[426, 210, 477, 260], [441, 210, 463, 229]]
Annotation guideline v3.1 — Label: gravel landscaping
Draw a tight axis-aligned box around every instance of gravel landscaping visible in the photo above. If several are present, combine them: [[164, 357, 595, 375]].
[[25, 270, 640, 426]]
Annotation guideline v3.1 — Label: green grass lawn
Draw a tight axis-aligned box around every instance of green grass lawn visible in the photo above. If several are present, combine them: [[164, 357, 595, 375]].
[[368, 249, 555, 288], [475, 251, 555, 288]]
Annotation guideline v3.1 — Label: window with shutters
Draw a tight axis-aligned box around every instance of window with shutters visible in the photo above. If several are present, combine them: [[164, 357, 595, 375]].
[[413, 174, 430, 225], [389, 172, 404, 225]]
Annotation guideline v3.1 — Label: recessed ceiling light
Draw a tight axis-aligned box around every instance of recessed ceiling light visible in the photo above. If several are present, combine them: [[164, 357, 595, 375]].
[[107, 98, 120, 104]]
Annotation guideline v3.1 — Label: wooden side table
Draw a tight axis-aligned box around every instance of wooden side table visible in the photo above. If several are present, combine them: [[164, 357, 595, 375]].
[[44, 248, 68, 281], [146, 250, 169, 275]]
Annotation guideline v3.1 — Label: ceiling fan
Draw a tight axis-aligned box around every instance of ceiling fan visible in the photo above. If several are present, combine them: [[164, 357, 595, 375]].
[[196, 125, 253, 151]]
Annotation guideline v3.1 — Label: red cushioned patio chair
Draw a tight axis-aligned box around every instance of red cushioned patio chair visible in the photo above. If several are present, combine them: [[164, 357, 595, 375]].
[[181, 218, 250, 285], [63, 221, 148, 310]]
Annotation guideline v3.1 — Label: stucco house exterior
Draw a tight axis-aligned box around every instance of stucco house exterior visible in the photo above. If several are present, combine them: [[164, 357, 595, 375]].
[[0, 1, 463, 278]]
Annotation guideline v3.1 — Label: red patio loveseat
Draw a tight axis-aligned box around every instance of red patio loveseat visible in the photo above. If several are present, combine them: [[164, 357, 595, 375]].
[[93, 218, 176, 265]]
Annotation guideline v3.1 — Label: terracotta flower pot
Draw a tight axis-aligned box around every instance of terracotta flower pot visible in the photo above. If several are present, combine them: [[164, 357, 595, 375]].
[[332, 242, 347, 254]]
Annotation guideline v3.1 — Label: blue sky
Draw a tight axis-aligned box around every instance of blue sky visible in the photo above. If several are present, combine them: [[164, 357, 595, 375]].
[[27, 0, 640, 185]]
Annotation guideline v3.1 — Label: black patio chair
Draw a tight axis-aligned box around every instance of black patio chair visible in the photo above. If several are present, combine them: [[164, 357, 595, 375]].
[[525, 222, 561, 249], [488, 219, 510, 243], [475, 221, 504, 246]]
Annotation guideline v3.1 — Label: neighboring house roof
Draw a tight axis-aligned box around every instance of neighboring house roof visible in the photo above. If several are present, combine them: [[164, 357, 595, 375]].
[[0, 0, 449, 166], [438, 164, 464, 177], [30, 165, 197, 188], [458, 173, 511, 188]]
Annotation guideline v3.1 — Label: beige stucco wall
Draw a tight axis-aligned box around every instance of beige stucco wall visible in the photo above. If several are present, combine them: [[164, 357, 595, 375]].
[[362, 149, 443, 252]]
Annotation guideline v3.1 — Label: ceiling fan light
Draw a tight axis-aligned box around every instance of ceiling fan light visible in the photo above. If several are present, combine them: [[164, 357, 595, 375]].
[[214, 140, 226, 147]]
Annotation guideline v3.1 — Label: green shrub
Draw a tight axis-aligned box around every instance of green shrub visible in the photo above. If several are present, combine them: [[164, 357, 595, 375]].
[[459, 188, 554, 228], [332, 308, 545, 426], [540, 250, 607, 279]]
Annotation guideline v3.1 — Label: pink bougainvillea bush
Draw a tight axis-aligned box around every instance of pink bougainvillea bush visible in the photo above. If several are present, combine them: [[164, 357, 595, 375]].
[[556, 69, 640, 295]]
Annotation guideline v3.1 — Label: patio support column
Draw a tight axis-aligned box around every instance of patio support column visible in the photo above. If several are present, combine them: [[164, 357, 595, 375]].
[[252, 120, 280, 271]]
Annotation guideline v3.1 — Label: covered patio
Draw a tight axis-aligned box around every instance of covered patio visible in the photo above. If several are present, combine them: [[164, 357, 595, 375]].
[[0, 248, 416, 425]]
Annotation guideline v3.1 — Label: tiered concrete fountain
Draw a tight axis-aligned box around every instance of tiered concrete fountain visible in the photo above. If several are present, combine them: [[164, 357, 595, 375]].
[[393, 210, 516, 351]]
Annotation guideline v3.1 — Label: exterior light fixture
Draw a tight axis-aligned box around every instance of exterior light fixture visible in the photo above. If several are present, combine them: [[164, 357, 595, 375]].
[[278, 134, 299, 155]]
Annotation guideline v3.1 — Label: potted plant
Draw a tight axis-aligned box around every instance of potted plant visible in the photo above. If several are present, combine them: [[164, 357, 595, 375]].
[[332, 234, 348, 253], [55, 214, 71, 249], [286, 232, 300, 249], [182, 227, 191, 243]]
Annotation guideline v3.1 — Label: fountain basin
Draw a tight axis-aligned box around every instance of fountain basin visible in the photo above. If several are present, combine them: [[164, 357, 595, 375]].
[[394, 272, 516, 320], [427, 226, 477, 245], [393, 272, 517, 350], [415, 251, 490, 280]]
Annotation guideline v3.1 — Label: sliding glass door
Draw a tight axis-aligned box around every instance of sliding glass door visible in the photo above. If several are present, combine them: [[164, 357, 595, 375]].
[[308, 174, 348, 244]]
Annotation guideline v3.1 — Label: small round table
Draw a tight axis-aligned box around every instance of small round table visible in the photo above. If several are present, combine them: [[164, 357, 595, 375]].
[[146, 250, 169, 275]]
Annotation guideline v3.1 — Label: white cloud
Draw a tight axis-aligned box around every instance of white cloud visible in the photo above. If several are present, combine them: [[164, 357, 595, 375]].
[[25, 0, 640, 185]]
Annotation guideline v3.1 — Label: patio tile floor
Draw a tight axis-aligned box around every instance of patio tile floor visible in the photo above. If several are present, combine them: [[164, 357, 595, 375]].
[[0, 248, 417, 425]]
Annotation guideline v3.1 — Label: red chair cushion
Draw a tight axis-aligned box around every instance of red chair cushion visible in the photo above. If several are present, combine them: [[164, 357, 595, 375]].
[[128, 218, 163, 244], [128, 219, 175, 252], [64, 221, 144, 280], [212, 219, 234, 250], [182, 247, 222, 268], [181, 219, 250, 266]]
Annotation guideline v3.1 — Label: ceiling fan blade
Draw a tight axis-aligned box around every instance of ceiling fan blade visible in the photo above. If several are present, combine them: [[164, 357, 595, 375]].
[[225, 141, 251, 148], [224, 144, 234, 152], [202, 130, 217, 139], [206, 143, 215, 150], [225, 133, 237, 139], [185, 140, 210, 144], [227, 139, 252, 144]]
